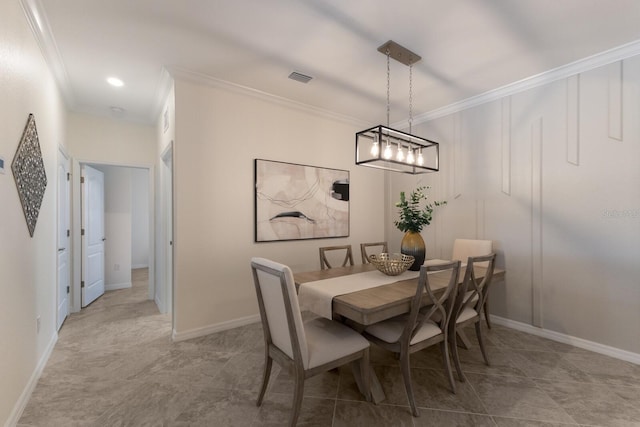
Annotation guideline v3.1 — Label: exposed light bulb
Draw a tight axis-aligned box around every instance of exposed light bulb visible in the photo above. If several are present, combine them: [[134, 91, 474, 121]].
[[407, 148, 415, 164], [383, 143, 393, 159], [417, 149, 424, 166], [370, 134, 379, 156], [396, 144, 404, 161], [370, 141, 379, 156]]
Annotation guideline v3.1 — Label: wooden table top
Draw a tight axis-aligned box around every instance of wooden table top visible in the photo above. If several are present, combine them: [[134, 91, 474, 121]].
[[294, 264, 504, 326]]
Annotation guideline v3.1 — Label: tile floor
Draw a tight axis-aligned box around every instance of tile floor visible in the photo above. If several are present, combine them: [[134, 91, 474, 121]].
[[18, 268, 640, 426]]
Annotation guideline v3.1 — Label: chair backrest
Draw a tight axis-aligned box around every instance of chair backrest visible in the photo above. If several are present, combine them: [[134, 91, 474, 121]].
[[451, 239, 493, 267], [319, 245, 354, 269], [251, 257, 309, 367], [403, 260, 461, 345], [360, 241, 388, 264], [454, 253, 496, 318]]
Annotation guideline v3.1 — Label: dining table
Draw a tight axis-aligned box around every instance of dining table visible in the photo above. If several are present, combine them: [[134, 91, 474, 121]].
[[293, 262, 505, 403]]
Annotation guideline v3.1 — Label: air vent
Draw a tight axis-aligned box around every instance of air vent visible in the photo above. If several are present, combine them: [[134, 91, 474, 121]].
[[288, 72, 313, 84]]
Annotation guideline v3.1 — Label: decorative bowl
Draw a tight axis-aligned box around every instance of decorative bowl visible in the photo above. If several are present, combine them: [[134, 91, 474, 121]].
[[368, 253, 415, 276]]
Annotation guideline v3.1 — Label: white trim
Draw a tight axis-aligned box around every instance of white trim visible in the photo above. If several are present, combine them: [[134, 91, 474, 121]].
[[105, 282, 132, 291], [172, 314, 260, 342], [19, 0, 76, 109], [131, 264, 148, 269], [169, 67, 370, 127], [5, 332, 57, 427], [491, 315, 640, 365], [397, 39, 640, 127]]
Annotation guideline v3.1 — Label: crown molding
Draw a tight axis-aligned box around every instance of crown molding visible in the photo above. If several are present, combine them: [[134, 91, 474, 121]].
[[19, 0, 76, 109], [168, 67, 370, 127], [395, 39, 640, 127]]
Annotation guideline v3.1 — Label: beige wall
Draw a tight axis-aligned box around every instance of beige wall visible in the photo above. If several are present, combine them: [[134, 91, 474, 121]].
[[400, 57, 640, 355], [67, 112, 156, 166], [0, 0, 67, 424], [171, 77, 385, 337]]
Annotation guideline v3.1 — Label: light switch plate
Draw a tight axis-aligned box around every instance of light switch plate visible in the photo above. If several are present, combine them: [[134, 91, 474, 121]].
[[0, 156, 5, 174]]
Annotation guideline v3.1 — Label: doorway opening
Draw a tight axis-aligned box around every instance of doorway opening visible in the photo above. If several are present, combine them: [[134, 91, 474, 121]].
[[70, 161, 161, 315]]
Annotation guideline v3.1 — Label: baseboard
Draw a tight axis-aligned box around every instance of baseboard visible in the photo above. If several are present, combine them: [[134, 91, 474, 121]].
[[172, 314, 261, 342], [131, 264, 148, 269], [154, 294, 164, 313], [491, 315, 640, 365], [105, 282, 132, 291], [5, 332, 57, 427]]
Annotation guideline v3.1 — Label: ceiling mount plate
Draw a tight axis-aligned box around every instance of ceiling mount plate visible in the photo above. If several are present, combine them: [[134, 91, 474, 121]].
[[377, 40, 421, 66]]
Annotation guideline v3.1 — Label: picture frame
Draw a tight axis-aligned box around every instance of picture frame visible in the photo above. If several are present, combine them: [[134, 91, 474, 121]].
[[254, 159, 349, 242]]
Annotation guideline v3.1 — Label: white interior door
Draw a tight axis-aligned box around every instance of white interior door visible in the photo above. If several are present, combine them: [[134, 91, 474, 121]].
[[57, 149, 70, 329], [82, 165, 105, 307]]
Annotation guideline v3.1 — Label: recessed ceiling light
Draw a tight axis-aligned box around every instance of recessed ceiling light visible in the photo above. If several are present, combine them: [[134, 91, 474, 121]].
[[107, 77, 124, 87]]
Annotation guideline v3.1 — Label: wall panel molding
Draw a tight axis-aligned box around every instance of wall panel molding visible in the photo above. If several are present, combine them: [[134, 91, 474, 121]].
[[567, 75, 580, 165], [501, 97, 512, 194], [476, 199, 485, 239], [531, 118, 544, 328], [608, 61, 623, 141], [452, 112, 462, 199]]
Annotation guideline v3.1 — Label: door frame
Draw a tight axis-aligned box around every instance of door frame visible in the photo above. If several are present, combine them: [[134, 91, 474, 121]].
[[57, 146, 71, 329], [158, 142, 174, 316], [71, 158, 156, 313]]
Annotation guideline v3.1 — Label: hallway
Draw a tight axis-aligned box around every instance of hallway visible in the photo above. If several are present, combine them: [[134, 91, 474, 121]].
[[19, 268, 175, 425]]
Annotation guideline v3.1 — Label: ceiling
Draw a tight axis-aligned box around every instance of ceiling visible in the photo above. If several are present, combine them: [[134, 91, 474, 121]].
[[29, 0, 640, 125]]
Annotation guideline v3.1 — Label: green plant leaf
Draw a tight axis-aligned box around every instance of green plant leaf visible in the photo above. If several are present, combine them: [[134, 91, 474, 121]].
[[394, 186, 446, 233]]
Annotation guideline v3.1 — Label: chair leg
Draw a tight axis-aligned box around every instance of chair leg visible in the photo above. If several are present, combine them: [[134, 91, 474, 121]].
[[475, 321, 490, 366], [290, 370, 305, 427], [449, 325, 465, 382], [440, 339, 456, 394], [484, 299, 492, 329], [256, 354, 272, 406], [399, 350, 419, 417]]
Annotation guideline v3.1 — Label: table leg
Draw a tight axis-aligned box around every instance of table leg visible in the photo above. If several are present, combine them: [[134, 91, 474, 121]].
[[351, 362, 385, 404]]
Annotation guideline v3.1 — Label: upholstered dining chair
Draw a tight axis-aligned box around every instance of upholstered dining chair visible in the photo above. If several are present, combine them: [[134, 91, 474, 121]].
[[449, 253, 496, 382], [360, 241, 388, 264], [251, 257, 370, 426], [451, 239, 493, 328], [319, 245, 354, 269], [362, 261, 461, 417]]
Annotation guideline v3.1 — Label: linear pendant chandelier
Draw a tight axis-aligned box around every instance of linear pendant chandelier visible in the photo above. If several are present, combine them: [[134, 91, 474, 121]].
[[355, 40, 439, 174]]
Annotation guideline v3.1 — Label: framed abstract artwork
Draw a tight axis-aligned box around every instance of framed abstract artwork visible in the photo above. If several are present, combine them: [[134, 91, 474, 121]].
[[254, 159, 349, 242]]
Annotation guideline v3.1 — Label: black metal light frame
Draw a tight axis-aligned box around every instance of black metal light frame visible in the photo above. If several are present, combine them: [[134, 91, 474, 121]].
[[355, 125, 439, 174]]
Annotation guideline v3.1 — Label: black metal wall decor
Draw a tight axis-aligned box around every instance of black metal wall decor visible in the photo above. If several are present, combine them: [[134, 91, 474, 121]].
[[12, 114, 47, 237]]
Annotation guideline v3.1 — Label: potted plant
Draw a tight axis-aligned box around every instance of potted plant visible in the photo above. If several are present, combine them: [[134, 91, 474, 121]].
[[394, 186, 446, 270]]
